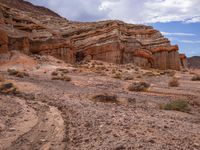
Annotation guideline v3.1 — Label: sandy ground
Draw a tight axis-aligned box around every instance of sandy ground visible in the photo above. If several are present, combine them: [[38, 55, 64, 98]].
[[0, 55, 200, 150]]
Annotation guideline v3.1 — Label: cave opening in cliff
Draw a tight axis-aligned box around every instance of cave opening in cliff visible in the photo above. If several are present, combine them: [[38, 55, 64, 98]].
[[76, 51, 85, 62]]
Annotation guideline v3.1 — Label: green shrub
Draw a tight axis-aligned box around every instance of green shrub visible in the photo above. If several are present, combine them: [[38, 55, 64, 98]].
[[161, 100, 190, 112]]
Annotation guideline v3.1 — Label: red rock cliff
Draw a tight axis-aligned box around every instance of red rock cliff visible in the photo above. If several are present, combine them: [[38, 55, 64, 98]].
[[0, 0, 184, 70]]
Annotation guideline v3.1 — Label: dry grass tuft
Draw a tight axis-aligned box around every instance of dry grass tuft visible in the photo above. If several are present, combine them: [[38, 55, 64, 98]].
[[168, 77, 179, 87], [128, 81, 150, 92]]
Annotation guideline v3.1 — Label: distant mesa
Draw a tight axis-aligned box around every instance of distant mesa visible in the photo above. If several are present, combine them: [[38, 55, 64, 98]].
[[0, 0, 187, 70]]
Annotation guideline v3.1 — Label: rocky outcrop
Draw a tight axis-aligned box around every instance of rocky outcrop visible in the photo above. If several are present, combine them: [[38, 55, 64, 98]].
[[0, 0, 184, 70], [179, 54, 187, 69], [0, 0, 60, 17], [0, 29, 8, 54], [30, 39, 75, 63]]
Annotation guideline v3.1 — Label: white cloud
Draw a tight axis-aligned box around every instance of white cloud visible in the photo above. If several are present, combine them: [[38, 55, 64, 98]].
[[180, 40, 200, 44], [27, 0, 200, 23], [161, 32, 195, 36]]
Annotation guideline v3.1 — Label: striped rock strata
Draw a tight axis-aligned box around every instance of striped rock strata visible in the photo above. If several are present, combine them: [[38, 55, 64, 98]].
[[0, 0, 185, 70]]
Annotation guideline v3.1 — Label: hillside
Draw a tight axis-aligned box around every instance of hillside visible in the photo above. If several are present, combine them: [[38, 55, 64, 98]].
[[0, 0, 60, 17], [188, 56, 200, 69]]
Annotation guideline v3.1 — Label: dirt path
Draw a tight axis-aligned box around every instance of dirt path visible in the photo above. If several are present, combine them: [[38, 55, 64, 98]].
[[0, 95, 66, 150]]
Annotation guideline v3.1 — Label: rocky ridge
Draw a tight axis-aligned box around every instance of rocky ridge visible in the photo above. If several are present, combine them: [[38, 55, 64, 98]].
[[188, 56, 200, 69], [0, 0, 186, 70]]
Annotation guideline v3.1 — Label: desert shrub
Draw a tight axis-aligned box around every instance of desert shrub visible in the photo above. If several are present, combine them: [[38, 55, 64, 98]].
[[166, 70, 176, 77], [62, 75, 71, 81], [92, 94, 118, 103], [52, 75, 71, 82], [161, 100, 190, 112], [7, 69, 29, 78], [7, 69, 18, 76], [191, 74, 200, 81], [16, 72, 29, 78], [136, 75, 142, 78], [135, 68, 139, 71], [112, 69, 116, 74], [56, 68, 69, 74], [143, 71, 155, 77], [168, 77, 179, 87], [128, 81, 150, 92], [113, 73, 122, 79], [51, 71, 58, 76], [0, 82, 18, 94], [123, 75, 134, 81]]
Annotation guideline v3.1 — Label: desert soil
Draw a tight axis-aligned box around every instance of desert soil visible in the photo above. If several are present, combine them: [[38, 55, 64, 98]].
[[0, 55, 200, 150]]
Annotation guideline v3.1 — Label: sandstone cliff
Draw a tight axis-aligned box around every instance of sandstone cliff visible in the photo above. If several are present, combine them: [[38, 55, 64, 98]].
[[0, 0, 185, 70]]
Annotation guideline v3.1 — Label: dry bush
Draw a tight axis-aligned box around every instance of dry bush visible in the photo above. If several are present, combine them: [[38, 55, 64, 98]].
[[168, 71, 176, 77], [113, 73, 122, 79], [136, 75, 142, 78], [143, 71, 155, 77], [52, 75, 71, 82], [92, 94, 118, 103], [160, 100, 190, 113], [112, 69, 116, 74], [128, 81, 150, 92], [123, 74, 134, 81], [168, 77, 179, 87], [7, 69, 18, 75], [7, 69, 29, 78], [56, 68, 69, 74], [191, 74, 200, 81], [0, 82, 18, 94], [51, 71, 58, 76]]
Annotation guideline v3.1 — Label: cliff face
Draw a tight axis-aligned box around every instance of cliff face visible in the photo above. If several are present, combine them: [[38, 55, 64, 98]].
[[0, 0, 183, 70], [179, 54, 188, 69]]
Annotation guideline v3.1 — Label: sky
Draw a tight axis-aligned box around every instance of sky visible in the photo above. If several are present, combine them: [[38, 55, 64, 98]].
[[27, 0, 200, 57]]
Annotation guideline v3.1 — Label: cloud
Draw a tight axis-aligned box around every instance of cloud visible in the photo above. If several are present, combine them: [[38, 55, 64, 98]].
[[180, 40, 200, 44], [26, 0, 109, 21], [26, 0, 200, 23], [161, 32, 195, 36], [185, 16, 200, 23]]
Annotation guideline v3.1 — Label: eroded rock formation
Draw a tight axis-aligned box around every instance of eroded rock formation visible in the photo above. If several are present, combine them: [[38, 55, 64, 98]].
[[179, 54, 187, 69], [0, 0, 186, 70]]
